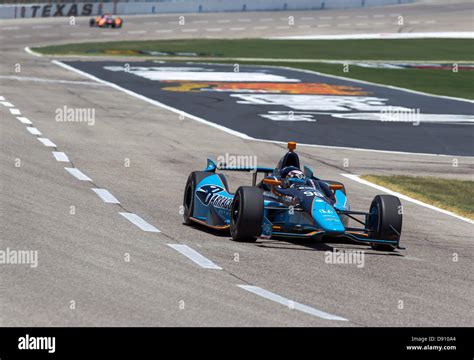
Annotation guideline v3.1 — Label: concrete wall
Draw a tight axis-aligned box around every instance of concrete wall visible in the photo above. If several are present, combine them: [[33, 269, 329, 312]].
[[0, 0, 413, 19]]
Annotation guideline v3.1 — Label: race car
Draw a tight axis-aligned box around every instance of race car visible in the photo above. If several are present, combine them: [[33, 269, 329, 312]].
[[182, 142, 403, 251], [89, 14, 123, 28]]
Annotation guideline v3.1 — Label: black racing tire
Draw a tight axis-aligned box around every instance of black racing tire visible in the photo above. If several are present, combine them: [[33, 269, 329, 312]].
[[89, 19, 95, 27], [230, 186, 264, 242], [368, 195, 402, 251], [183, 171, 212, 225]]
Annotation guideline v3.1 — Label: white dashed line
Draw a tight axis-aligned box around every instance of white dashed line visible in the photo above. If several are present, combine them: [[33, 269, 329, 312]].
[[319, 16, 332, 20], [26, 127, 41, 135], [356, 23, 368, 26], [119, 212, 161, 232], [375, 22, 386, 26], [193, 20, 209, 24], [17, 116, 32, 125], [337, 23, 351, 27], [276, 26, 290, 29], [356, 15, 368, 19], [92, 188, 120, 204], [297, 25, 311, 29], [337, 16, 349, 19], [156, 29, 173, 33], [238, 285, 348, 321], [217, 19, 231, 23], [230, 27, 245, 31], [127, 30, 147, 34], [14, 35, 31, 39], [373, 14, 386, 18], [301, 17, 314, 21], [1, 26, 19, 31], [70, 33, 91, 37], [101, 32, 120, 36], [40, 34, 55, 37], [206, 28, 222, 32], [238, 18, 251, 22], [181, 28, 198, 32], [10, 108, 21, 115], [37, 138, 56, 147], [409, 21, 420, 25], [260, 18, 274, 22], [64, 167, 92, 181], [167, 244, 222, 270], [317, 24, 330, 28], [253, 26, 269, 30], [1, 101, 14, 107], [425, 20, 436, 24], [52, 151, 69, 162]]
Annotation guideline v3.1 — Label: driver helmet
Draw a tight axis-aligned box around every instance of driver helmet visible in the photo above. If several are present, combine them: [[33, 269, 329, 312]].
[[284, 168, 305, 187]]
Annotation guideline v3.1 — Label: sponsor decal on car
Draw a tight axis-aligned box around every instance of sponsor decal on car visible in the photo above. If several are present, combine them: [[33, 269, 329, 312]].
[[196, 185, 232, 210]]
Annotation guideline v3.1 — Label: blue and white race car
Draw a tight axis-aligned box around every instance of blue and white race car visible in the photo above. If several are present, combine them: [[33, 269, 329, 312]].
[[183, 142, 403, 251]]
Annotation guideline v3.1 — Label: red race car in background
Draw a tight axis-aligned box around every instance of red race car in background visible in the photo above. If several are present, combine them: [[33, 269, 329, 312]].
[[90, 14, 123, 28]]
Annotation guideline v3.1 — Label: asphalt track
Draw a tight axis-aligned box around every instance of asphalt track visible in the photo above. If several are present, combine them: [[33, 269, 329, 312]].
[[1, 2, 474, 326], [64, 60, 474, 156]]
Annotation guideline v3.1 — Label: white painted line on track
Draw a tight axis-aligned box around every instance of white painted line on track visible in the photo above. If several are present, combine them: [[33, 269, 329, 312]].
[[298, 25, 311, 29], [52, 151, 69, 162], [193, 20, 209, 24], [230, 27, 245, 31], [37, 138, 56, 147], [156, 29, 173, 33], [64, 167, 92, 181], [9, 108, 21, 115], [317, 24, 330, 28], [181, 28, 198, 32], [53, 60, 472, 158], [301, 17, 314, 20], [17, 116, 32, 125], [238, 285, 348, 321], [32, 25, 52, 29], [26, 127, 41, 136], [0, 75, 105, 86], [127, 30, 147, 34], [70, 33, 91, 37], [167, 244, 222, 270], [276, 26, 290, 29], [91, 188, 120, 204], [206, 28, 222, 32], [341, 174, 474, 224], [40, 34, 55, 37], [238, 18, 251, 22], [253, 26, 269, 30], [319, 16, 332, 20], [119, 212, 161, 232], [1, 101, 14, 107], [0, 96, 4, 100], [14, 35, 31, 39], [217, 19, 231, 23], [259, 18, 274, 22]]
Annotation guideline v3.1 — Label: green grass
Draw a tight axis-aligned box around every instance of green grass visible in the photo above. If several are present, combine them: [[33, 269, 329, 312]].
[[361, 175, 474, 220], [33, 38, 474, 99], [34, 38, 474, 61]]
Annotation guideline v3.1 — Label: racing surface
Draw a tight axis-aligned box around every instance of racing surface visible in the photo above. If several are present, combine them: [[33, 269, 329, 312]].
[[65, 60, 473, 156], [1, 2, 474, 327]]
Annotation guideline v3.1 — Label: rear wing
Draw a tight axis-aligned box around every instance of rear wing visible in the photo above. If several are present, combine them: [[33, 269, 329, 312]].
[[204, 158, 273, 174], [204, 158, 274, 185]]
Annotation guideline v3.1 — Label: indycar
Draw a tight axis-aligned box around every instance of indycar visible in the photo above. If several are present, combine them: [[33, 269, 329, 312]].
[[89, 14, 123, 28], [183, 142, 403, 251]]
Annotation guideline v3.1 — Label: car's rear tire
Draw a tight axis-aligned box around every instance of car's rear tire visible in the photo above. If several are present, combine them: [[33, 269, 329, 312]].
[[368, 195, 402, 251], [230, 186, 264, 242], [89, 19, 95, 27], [183, 171, 212, 225]]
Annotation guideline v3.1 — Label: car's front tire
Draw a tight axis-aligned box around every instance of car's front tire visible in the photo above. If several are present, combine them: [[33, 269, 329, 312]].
[[368, 195, 402, 251], [230, 186, 264, 242]]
